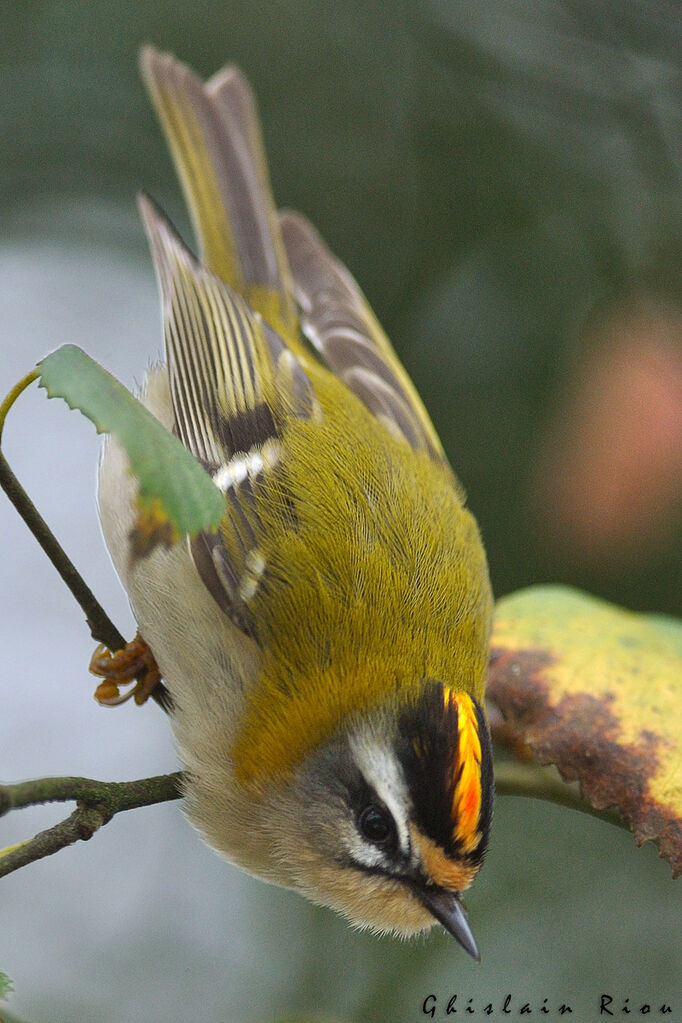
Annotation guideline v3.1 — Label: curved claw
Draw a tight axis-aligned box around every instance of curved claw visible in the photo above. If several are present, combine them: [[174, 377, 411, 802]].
[[89, 633, 161, 706]]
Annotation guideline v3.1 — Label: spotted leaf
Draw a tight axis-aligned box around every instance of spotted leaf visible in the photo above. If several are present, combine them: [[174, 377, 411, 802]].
[[488, 585, 682, 876], [37, 344, 224, 559]]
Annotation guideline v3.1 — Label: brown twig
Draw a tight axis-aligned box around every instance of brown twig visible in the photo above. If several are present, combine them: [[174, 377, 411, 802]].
[[0, 370, 171, 710], [0, 773, 184, 878]]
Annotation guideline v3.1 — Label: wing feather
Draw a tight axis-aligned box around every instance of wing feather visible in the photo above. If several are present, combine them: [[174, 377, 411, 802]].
[[138, 50, 457, 636], [138, 193, 314, 633], [280, 210, 446, 461]]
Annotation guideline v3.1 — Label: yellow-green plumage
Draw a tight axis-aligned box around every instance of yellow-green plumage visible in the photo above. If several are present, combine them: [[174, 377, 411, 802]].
[[140, 47, 297, 340], [136, 47, 493, 791], [232, 378, 491, 785]]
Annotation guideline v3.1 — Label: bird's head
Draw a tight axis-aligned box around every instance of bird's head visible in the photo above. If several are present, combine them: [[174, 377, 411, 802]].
[[269, 682, 494, 958]]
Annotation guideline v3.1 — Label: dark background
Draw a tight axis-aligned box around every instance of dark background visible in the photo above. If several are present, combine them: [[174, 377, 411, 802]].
[[1, 2, 680, 1021]]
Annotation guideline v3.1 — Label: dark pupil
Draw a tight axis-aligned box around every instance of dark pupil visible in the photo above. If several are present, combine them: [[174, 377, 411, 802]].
[[358, 804, 392, 845]]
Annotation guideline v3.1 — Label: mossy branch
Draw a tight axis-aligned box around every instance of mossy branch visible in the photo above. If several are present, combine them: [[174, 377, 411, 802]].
[[0, 773, 184, 878], [0, 762, 626, 880]]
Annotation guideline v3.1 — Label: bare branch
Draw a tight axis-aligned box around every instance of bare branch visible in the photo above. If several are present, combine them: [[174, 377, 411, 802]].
[[0, 773, 183, 877]]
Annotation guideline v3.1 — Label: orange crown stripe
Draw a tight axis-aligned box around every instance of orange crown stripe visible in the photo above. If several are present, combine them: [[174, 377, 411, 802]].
[[444, 690, 483, 854]]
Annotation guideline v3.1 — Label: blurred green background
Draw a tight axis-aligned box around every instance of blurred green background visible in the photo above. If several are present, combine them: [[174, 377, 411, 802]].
[[1, 2, 680, 1022]]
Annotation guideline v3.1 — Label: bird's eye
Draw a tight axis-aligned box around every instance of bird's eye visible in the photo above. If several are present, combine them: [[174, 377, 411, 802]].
[[357, 803, 395, 848]]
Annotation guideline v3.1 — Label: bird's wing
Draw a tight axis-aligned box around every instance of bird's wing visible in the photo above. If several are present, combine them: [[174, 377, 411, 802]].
[[142, 46, 449, 464], [139, 194, 314, 634], [281, 210, 447, 463]]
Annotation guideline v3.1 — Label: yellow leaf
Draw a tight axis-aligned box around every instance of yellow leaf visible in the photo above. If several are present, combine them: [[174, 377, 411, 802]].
[[489, 585, 682, 876]]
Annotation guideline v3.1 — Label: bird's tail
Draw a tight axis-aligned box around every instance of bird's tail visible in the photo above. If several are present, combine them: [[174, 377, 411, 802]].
[[139, 45, 297, 343]]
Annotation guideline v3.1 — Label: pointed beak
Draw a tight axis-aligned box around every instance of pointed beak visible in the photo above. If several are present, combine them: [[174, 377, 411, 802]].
[[419, 887, 480, 961]]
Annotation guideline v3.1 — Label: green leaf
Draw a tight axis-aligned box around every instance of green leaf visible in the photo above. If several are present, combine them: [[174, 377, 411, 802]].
[[489, 585, 682, 876], [37, 345, 223, 556], [0, 970, 13, 1000]]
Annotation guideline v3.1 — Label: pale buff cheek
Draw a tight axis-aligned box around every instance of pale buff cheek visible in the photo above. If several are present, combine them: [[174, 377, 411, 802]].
[[297, 861, 436, 936], [269, 832, 434, 935]]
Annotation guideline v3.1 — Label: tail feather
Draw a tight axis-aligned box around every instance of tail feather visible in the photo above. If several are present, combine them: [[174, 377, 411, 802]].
[[140, 47, 450, 468], [140, 46, 297, 340]]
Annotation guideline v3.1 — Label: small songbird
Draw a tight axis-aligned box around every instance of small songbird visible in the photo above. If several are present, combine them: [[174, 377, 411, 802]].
[[96, 47, 494, 959]]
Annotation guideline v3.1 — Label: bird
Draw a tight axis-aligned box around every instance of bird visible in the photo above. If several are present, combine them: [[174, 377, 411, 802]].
[[96, 46, 494, 959]]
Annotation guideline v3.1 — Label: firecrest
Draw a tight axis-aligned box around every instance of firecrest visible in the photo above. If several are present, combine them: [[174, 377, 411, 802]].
[[96, 47, 494, 959]]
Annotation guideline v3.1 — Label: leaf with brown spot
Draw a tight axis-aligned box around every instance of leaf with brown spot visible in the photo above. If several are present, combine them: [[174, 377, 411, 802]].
[[37, 345, 224, 559], [129, 496, 180, 560], [488, 585, 682, 876]]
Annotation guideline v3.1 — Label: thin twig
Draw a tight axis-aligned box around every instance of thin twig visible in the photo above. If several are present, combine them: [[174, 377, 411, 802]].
[[0, 773, 184, 878], [494, 760, 626, 830], [0, 370, 171, 710], [0, 450, 127, 653]]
